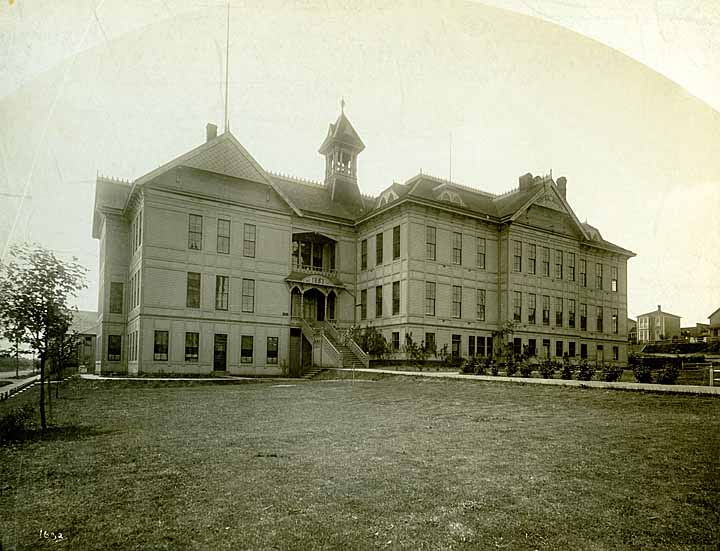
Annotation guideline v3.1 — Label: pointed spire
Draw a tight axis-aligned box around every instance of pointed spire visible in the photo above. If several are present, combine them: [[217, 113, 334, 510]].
[[340, 97, 346, 114]]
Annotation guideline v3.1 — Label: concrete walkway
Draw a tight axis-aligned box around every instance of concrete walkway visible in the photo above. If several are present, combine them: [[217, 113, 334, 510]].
[[80, 373, 258, 382], [333, 368, 720, 396], [0, 374, 41, 400]]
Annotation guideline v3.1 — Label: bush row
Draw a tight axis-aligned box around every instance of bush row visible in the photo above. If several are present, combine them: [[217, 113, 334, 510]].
[[460, 357, 681, 384]]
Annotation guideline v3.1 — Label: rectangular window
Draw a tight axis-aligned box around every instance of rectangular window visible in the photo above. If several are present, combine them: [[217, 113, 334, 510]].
[[392, 332, 400, 351], [613, 346, 619, 361], [528, 338, 536, 357], [596, 263, 603, 290], [376, 232, 383, 265], [425, 333, 435, 354], [528, 293, 536, 324], [612, 309, 618, 333], [243, 224, 256, 258], [392, 281, 400, 315], [611, 266, 618, 292], [267, 336, 278, 364], [242, 279, 255, 313], [597, 306, 604, 332], [476, 237, 486, 269], [425, 281, 436, 316], [360, 289, 367, 320], [555, 250, 563, 279], [375, 285, 383, 318], [186, 272, 201, 308], [477, 336, 486, 357], [542, 247, 550, 277], [109, 282, 124, 314], [451, 335, 461, 358], [568, 341, 576, 358], [580, 343, 588, 359], [185, 332, 199, 362], [513, 291, 522, 322], [452, 286, 462, 318], [555, 297, 563, 326], [542, 295, 550, 325], [486, 337, 493, 359], [217, 219, 230, 254], [568, 253, 575, 281], [513, 240, 522, 272], [568, 299, 576, 328], [597, 344, 605, 364], [215, 275, 229, 310], [513, 338, 522, 356], [107, 335, 121, 361], [188, 214, 203, 250], [453, 232, 462, 265], [241, 336, 253, 363], [426, 226, 436, 260], [542, 339, 551, 359], [469, 335, 476, 357], [579, 259, 587, 287], [393, 225, 400, 259], [477, 289, 486, 321], [555, 340, 563, 358], [361, 239, 367, 270], [580, 303, 587, 330], [528, 244, 536, 274], [154, 330, 168, 361]]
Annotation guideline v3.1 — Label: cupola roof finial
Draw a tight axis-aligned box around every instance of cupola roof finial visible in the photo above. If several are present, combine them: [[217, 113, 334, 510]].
[[340, 97, 345, 114]]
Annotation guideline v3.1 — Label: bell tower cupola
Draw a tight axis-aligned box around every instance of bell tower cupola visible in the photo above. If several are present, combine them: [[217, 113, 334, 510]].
[[318, 100, 366, 211]]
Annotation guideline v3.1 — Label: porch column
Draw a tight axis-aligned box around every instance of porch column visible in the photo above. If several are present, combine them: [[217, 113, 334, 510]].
[[300, 291, 304, 321], [325, 292, 329, 321]]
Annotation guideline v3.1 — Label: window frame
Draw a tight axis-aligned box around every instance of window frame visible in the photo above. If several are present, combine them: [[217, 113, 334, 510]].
[[555, 297, 563, 326], [392, 281, 400, 315], [555, 250, 563, 279], [375, 232, 384, 266], [513, 291, 522, 322], [217, 218, 230, 254], [188, 214, 203, 250], [528, 243, 536, 274], [426, 226, 436, 261], [476, 236, 486, 269], [186, 272, 201, 309], [375, 285, 383, 318], [528, 293, 536, 324], [185, 332, 199, 362], [477, 288, 486, 321], [266, 336, 278, 364], [360, 289, 367, 320], [215, 275, 229, 311], [154, 330, 169, 361], [453, 232, 462, 265], [452, 285, 462, 319], [425, 281, 436, 316], [361, 239, 367, 270], [392, 225, 400, 259], [109, 282, 124, 314], [241, 335, 254, 363], [107, 335, 122, 362], [242, 278, 255, 313], [243, 223, 256, 258]]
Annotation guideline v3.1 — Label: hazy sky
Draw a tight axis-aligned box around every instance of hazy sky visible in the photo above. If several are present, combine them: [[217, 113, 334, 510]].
[[1, 0, 719, 325]]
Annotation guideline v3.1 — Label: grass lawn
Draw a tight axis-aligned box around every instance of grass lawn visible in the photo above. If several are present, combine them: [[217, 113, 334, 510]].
[[1, 375, 719, 550]]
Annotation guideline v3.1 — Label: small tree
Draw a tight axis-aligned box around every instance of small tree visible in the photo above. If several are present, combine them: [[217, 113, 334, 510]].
[[0, 244, 87, 432]]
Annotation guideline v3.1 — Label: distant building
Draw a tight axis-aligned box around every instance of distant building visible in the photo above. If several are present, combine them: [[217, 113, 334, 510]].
[[709, 307, 720, 339], [637, 305, 681, 342], [680, 323, 708, 343], [627, 318, 637, 344], [71, 310, 98, 369]]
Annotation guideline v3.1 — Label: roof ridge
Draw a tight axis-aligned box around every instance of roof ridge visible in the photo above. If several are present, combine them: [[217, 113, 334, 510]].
[[97, 173, 132, 185], [268, 171, 324, 188], [495, 186, 519, 198], [416, 172, 497, 198]]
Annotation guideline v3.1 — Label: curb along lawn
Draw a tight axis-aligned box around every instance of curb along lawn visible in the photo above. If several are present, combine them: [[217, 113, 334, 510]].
[[1, 377, 718, 550]]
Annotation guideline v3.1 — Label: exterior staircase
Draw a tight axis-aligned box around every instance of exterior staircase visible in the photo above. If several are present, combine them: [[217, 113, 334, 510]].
[[321, 324, 368, 370], [302, 366, 326, 379], [298, 320, 369, 370]]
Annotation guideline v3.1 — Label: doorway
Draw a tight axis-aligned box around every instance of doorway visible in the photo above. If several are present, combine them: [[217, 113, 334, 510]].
[[214, 334, 227, 371]]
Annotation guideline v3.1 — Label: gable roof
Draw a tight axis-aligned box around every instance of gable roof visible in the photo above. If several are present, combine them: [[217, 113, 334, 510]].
[[130, 131, 302, 216], [318, 112, 366, 154], [708, 306, 720, 320], [638, 308, 681, 319]]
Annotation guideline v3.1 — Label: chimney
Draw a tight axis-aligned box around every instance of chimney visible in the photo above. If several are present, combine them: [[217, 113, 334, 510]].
[[556, 176, 567, 200], [206, 123, 218, 142], [658, 305, 662, 313], [518, 172, 533, 191]]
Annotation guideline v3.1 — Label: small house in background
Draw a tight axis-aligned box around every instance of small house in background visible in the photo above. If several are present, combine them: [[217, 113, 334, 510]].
[[680, 323, 709, 343], [709, 307, 720, 339], [637, 305, 681, 343], [71, 310, 99, 372]]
